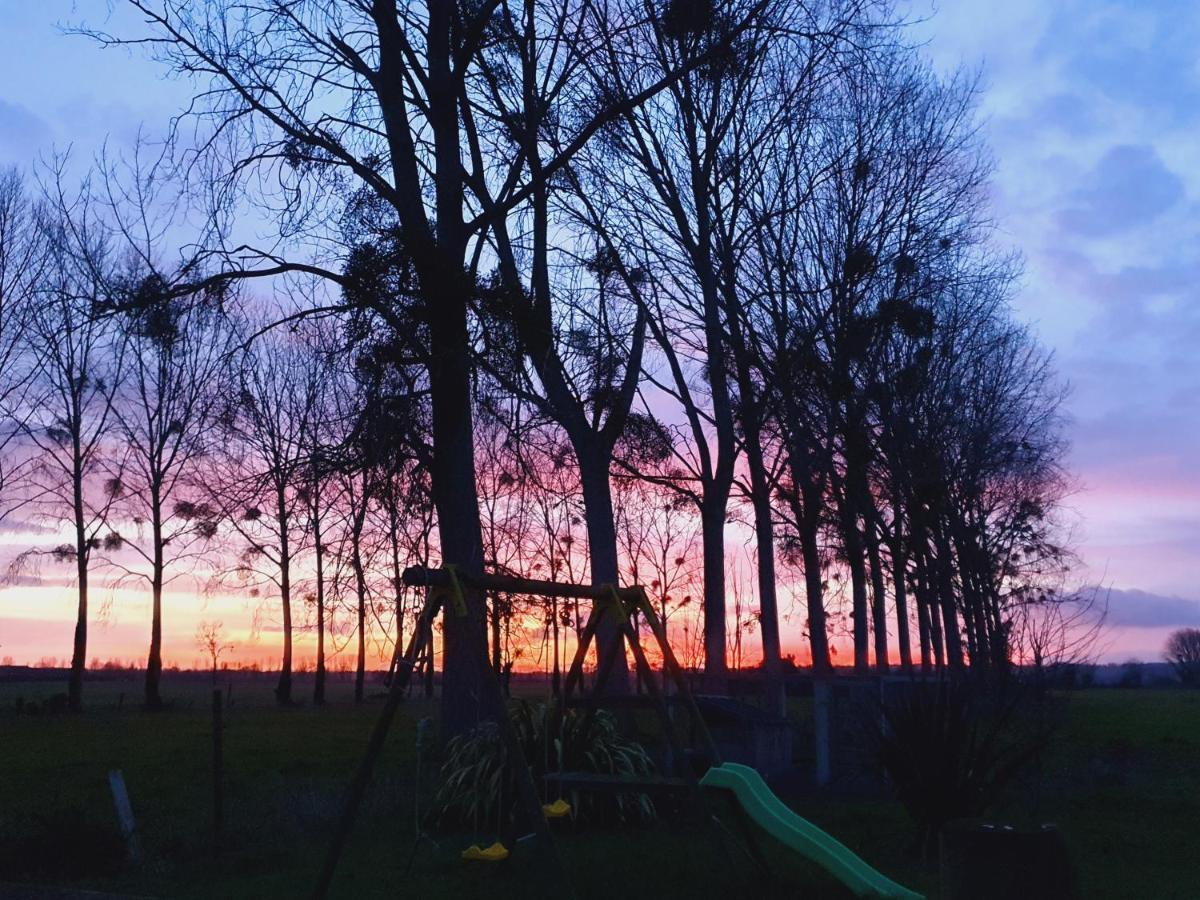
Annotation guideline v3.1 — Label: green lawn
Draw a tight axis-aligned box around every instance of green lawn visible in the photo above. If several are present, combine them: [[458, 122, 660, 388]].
[[1, 678, 1196, 898]]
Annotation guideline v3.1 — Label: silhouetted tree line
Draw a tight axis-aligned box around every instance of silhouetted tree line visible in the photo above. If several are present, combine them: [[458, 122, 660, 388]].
[[0, 0, 1082, 723]]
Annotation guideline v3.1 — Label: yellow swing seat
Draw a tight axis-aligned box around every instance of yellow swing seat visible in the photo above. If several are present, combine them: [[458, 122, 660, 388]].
[[542, 798, 572, 819], [461, 841, 509, 862]]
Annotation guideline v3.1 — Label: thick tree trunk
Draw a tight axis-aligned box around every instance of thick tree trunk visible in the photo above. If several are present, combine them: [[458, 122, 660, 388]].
[[846, 536, 870, 674], [837, 486, 870, 674], [927, 574, 945, 669], [421, 0, 493, 736], [490, 592, 502, 675], [954, 531, 982, 670], [916, 578, 933, 672], [961, 583, 980, 669], [745, 433, 785, 716], [933, 524, 964, 671], [427, 267, 489, 738], [799, 514, 831, 673], [700, 493, 729, 691], [577, 442, 630, 694], [695, 206, 735, 693], [914, 547, 940, 670], [865, 520, 891, 674], [789, 442, 831, 674], [891, 538, 913, 673]]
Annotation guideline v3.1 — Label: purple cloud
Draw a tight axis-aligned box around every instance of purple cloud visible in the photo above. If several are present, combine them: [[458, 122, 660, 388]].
[[1057, 145, 1185, 237], [1099, 587, 1200, 628], [0, 98, 52, 164]]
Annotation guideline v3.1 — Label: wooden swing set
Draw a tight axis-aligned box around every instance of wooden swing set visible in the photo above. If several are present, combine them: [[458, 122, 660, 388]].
[[310, 564, 734, 900]]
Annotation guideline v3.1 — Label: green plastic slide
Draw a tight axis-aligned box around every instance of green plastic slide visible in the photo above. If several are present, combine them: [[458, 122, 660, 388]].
[[700, 762, 923, 900]]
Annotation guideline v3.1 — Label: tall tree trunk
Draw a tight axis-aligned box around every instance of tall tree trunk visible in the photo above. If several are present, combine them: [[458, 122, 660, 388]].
[[313, 492, 327, 705], [490, 592, 502, 675], [688, 194, 735, 693], [275, 483, 293, 705], [788, 438, 831, 674], [890, 536, 913, 673], [799, 514, 831, 673], [352, 517, 368, 703], [865, 519, 890, 674], [837, 483, 870, 674], [387, 498, 404, 666], [933, 523, 963, 671], [145, 490, 164, 709], [915, 546, 941, 670], [745, 431, 785, 716], [851, 456, 890, 674], [551, 595, 561, 696], [846, 534, 870, 674], [68, 458, 87, 712], [954, 529, 981, 670], [577, 441, 631, 694], [961, 577, 980, 670], [426, 267, 489, 737], [700, 491, 729, 691], [915, 571, 932, 673]]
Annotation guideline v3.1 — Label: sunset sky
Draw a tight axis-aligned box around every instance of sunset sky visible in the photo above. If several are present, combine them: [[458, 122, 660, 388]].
[[0, 0, 1197, 668]]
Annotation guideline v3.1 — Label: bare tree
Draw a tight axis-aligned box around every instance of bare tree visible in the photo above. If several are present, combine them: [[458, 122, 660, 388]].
[[20, 174, 126, 711], [215, 325, 327, 704], [195, 619, 233, 685], [106, 282, 231, 707], [1166, 628, 1200, 686]]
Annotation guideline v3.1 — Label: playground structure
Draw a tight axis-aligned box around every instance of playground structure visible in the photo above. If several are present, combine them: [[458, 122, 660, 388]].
[[313, 566, 922, 900], [701, 763, 923, 900]]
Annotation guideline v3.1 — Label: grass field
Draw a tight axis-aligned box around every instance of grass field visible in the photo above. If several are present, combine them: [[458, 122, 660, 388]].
[[1, 674, 1196, 899]]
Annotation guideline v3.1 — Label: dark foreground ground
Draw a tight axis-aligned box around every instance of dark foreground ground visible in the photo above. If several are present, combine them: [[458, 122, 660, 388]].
[[1, 674, 1196, 899]]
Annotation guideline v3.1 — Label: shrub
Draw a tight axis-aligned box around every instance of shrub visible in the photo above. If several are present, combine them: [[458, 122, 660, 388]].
[[871, 680, 1050, 856], [430, 700, 656, 830]]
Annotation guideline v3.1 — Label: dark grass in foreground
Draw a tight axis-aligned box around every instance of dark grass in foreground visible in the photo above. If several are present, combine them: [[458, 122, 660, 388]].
[[1, 677, 1196, 899]]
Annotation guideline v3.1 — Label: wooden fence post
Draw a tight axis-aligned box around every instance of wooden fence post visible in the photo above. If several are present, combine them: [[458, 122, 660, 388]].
[[813, 678, 832, 788], [108, 769, 141, 865]]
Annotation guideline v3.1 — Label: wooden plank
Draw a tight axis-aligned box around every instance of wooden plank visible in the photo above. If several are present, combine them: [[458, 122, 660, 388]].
[[543, 772, 689, 793], [402, 566, 642, 603], [562, 694, 685, 709]]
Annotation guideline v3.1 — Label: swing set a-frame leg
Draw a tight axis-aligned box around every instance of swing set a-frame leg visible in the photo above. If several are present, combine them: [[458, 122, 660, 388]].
[[613, 592, 771, 883], [312, 585, 577, 900], [311, 592, 438, 900]]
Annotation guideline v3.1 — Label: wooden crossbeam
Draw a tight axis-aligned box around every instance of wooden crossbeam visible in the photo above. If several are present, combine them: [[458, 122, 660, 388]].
[[543, 772, 689, 793], [402, 565, 642, 602]]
